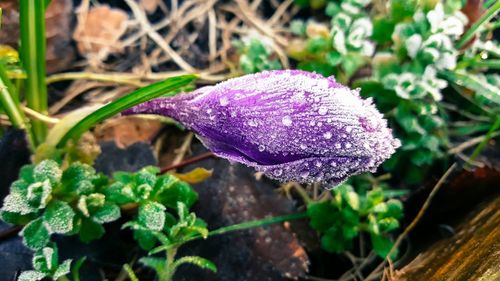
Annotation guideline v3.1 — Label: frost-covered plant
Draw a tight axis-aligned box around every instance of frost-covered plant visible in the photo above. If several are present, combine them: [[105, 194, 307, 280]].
[[307, 181, 403, 258], [288, 0, 375, 80], [124, 70, 400, 186], [233, 33, 282, 74], [0, 161, 213, 281]]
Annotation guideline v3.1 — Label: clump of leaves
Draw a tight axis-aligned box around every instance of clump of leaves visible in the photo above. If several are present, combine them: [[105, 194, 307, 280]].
[[288, 0, 374, 81], [233, 36, 282, 74], [307, 183, 403, 258], [17, 243, 72, 281], [124, 202, 216, 281], [0, 161, 214, 281]]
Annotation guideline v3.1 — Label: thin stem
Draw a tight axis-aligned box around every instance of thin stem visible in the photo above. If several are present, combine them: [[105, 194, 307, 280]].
[[150, 212, 308, 254], [162, 248, 178, 281], [160, 152, 215, 173], [57, 276, 71, 281], [365, 163, 457, 281], [46, 72, 145, 87], [456, 1, 500, 49], [0, 64, 34, 148], [20, 0, 48, 146], [123, 264, 140, 281]]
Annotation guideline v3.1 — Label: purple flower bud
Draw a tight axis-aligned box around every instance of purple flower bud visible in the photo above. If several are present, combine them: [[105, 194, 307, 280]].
[[124, 70, 400, 186]]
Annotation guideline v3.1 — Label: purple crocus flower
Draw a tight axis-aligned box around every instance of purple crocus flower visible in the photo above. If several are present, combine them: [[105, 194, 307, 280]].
[[124, 70, 400, 186]]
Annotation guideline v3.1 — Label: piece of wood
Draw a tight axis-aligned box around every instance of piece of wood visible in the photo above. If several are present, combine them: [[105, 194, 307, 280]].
[[395, 194, 500, 281]]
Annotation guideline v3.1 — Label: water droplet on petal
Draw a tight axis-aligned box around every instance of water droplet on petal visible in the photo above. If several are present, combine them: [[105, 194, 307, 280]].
[[323, 132, 332, 139], [335, 143, 341, 149], [258, 145, 265, 152], [345, 143, 352, 148], [300, 171, 310, 178], [318, 107, 328, 115], [219, 96, 229, 106], [273, 169, 283, 176], [282, 116, 293, 126], [330, 161, 337, 167], [315, 161, 322, 167], [300, 144, 307, 149], [248, 119, 258, 127]]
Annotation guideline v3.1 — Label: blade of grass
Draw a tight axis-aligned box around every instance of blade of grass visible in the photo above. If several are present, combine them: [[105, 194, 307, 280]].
[[0, 63, 34, 147], [20, 0, 48, 146], [456, 1, 500, 49], [57, 74, 197, 147]]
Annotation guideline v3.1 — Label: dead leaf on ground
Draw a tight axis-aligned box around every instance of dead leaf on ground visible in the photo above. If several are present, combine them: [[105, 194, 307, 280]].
[[173, 167, 213, 184], [46, 0, 75, 73], [94, 116, 163, 148], [73, 5, 128, 60]]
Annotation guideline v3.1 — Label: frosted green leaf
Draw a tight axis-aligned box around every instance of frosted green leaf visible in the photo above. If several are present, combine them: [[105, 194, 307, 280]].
[[43, 201, 75, 234], [1, 192, 37, 215], [17, 270, 46, 281], [26, 180, 52, 209], [92, 203, 121, 224], [33, 246, 56, 273], [21, 218, 50, 250], [139, 257, 165, 273], [33, 160, 61, 185], [79, 218, 105, 243], [138, 201, 166, 231], [53, 259, 72, 279]]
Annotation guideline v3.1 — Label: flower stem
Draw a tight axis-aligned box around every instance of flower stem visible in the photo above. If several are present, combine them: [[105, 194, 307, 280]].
[[162, 247, 178, 281]]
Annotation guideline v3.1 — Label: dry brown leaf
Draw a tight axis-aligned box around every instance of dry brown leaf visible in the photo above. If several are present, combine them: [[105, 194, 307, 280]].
[[94, 116, 163, 148], [73, 5, 128, 59], [46, 0, 75, 73], [173, 167, 213, 184]]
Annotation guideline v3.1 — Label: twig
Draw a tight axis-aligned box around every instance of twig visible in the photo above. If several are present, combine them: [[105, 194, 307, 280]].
[[171, 132, 194, 166], [125, 0, 196, 72], [0, 225, 22, 242], [448, 131, 500, 155], [365, 163, 458, 281], [22, 106, 60, 124], [46, 72, 145, 87], [160, 151, 215, 174]]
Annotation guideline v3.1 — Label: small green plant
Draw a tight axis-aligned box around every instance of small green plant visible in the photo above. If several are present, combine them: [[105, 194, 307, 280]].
[[17, 243, 72, 281], [307, 182, 403, 258], [233, 36, 282, 74], [0, 161, 215, 281]]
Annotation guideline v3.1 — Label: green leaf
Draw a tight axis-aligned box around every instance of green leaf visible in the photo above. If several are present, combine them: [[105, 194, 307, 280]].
[[370, 233, 396, 258], [307, 202, 338, 232], [26, 181, 52, 209], [321, 226, 351, 253], [366, 188, 384, 207], [1, 192, 37, 215], [326, 51, 342, 66], [33, 160, 61, 185], [17, 270, 46, 281], [307, 37, 330, 54], [138, 201, 166, 231], [58, 74, 198, 147], [53, 259, 72, 279], [21, 218, 50, 250], [372, 17, 395, 44], [78, 218, 105, 243], [390, 0, 418, 22], [386, 199, 404, 219], [33, 245, 57, 273], [92, 203, 120, 224], [133, 229, 158, 250], [377, 217, 400, 232], [43, 200, 75, 234], [139, 257, 165, 274], [155, 177, 198, 209], [342, 53, 365, 79], [61, 162, 97, 195], [172, 256, 217, 273]]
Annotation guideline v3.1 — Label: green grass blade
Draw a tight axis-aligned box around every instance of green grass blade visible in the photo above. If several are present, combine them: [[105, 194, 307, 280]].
[[0, 63, 34, 147], [456, 1, 500, 49], [57, 74, 198, 147], [20, 0, 48, 146]]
